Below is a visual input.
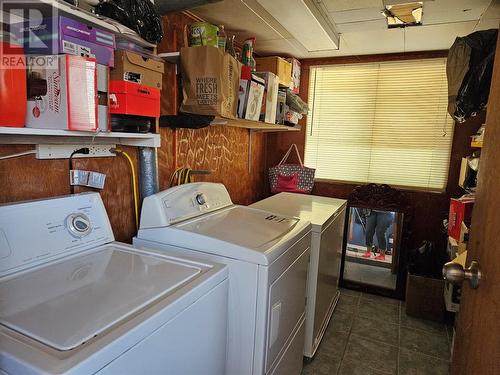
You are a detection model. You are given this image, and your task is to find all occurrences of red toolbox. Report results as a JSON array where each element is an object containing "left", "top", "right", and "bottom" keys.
[{"left": 109, "top": 81, "right": 160, "bottom": 117}]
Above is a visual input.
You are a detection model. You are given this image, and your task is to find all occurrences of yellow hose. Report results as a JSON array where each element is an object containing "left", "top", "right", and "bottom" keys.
[
  {"left": 170, "top": 167, "right": 193, "bottom": 187},
  {"left": 114, "top": 149, "right": 139, "bottom": 230}
]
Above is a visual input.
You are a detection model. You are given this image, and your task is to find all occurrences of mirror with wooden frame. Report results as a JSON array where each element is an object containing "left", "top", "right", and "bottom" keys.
[{"left": 339, "top": 184, "right": 411, "bottom": 299}]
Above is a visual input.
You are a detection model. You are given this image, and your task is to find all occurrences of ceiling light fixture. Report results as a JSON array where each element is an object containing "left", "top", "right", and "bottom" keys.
[{"left": 255, "top": 0, "right": 339, "bottom": 52}]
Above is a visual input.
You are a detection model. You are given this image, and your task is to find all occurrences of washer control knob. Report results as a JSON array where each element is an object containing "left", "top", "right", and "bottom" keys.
[
  {"left": 67, "top": 213, "right": 92, "bottom": 238},
  {"left": 195, "top": 193, "right": 206, "bottom": 205}
]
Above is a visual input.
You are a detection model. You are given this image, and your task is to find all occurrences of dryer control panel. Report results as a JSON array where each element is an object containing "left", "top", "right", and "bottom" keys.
[
  {"left": 140, "top": 182, "right": 234, "bottom": 229},
  {"left": 0, "top": 193, "right": 114, "bottom": 278}
]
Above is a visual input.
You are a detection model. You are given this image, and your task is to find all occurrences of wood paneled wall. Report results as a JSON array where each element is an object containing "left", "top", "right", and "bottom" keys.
[
  {"left": 0, "top": 12, "right": 268, "bottom": 243},
  {"left": 267, "top": 50, "right": 482, "bottom": 248}
]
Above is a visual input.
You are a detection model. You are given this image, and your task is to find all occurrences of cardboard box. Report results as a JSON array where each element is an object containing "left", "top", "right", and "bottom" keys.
[
  {"left": 287, "top": 58, "right": 301, "bottom": 94},
  {"left": 111, "top": 50, "right": 164, "bottom": 90},
  {"left": 255, "top": 56, "right": 292, "bottom": 87},
  {"left": 276, "top": 90, "right": 287, "bottom": 124},
  {"left": 444, "top": 281, "right": 461, "bottom": 312},
  {"left": 98, "top": 104, "right": 109, "bottom": 132},
  {"left": 444, "top": 251, "right": 467, "bottom": 312},
  {"left": 12, "top": 16, "right": 115, "bottom": 66},
  {"left": 109, "top": 81, "right": 160, "bottom": 118},
  {"left": 448, "top": 196, "right": 475, "bottom": 241},
  {"left": 447, "top": 236, "right": 467, "bottom": 259},
  {"left": 238, "top": 79, "right": 249, "bottom": 119},
  {"left": 254, "top": 72, "right": 279, "bottom": 124},
  {"left": 285, "top": 107, "right": 302, "bottom": 125},
  {"left": 405, "top": 273, "right": 445, "bottom": 322},
  {"left": 459, "top": 157, "right": 478, "bottom": 190},
  {"left": 243, "top": 75, "right": 265, "bottom": 121},
  {"left": 26, "top": 55, "right": 97, "bottom": 131},
  {"left": 97, "top": 64, "right": 109, "bottom": 92}
]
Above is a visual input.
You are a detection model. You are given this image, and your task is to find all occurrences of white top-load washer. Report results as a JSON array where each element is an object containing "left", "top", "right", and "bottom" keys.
[
  {"left": 0, "top": 193, "right": 228, "bottom": 375},
  {"left": 133, "top": 182, "right": 312, "bottom": 375},
  {"left": 251, "top": 193, "right": 347, "bottom": 358}
]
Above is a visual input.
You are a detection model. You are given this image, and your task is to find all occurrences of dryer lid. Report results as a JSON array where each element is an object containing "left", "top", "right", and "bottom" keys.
[
  {"left": 176, "top": 206, "right": 300, "bottom": 251},
  {"left": 0, "top": 245, "right": 201, "bottom": 351}
]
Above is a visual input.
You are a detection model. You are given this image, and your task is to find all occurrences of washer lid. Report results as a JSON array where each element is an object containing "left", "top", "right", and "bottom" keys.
[
  {"left": 0, "top": 245, "right": 201, "bottom": 351},
  {"left": 176, "top": 206, "right": 300, "bottom": 251}
]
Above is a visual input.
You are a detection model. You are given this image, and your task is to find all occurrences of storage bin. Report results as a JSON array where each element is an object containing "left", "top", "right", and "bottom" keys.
[
  {"left": 109, "top": 81, "right": 160, "bottom": 117},
  {"left": 11, "top": 16, "right": 115, "bottom": 66},
  {"left": 405, "top": 273, "right": 445, "bottom": 322}
]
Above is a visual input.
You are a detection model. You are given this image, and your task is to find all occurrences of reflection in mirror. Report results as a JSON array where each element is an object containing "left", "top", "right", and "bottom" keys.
[{"left": 344, "top": 207, "right": 404, "bottom": 290}]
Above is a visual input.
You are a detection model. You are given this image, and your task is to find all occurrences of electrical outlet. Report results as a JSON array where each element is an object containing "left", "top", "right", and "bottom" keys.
[{"left": 36, "top": 144, "right": 116, "bottom": 159}]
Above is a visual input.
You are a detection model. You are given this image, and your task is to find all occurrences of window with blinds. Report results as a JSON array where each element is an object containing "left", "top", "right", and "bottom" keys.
[{"left": 305, "top": 58, "right": 454, "bottom": 191}]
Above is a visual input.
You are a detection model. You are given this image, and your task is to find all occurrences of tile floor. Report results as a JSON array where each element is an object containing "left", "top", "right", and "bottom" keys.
[{"left": 302, "top": 289, "right": 452, "bottom": 375}]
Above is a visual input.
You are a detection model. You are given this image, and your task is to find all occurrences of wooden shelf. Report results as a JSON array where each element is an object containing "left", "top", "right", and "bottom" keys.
[
  {"left": 0, "top": 127, "right": 160, "bottom": 148},
  {"left": 210, "top": 117, "right": 300, "bottom": 132},
  {"left": 5, "top": 0, "right": 155, "bottom": 49}
]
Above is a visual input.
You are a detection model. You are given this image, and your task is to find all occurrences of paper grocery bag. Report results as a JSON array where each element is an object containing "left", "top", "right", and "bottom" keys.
[{"left": 180, "top": 46, "right": 241, "bottom": 119}]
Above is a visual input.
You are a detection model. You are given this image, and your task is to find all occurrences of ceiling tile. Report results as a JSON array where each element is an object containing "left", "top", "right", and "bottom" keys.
[
  {"left": 341, "top": 28, "right": 404, "bottom": 54},
  {"left": 330, "top": 7, "right": 384, "bottom": 24},
  {"left": 191, "top": 0, "right": 292, "bottom": 41},
  {"left": 255, "top": 38, "right": 307, "bottom": 57},
  {"left": 336, "top": 19, "right": 387, "bottom": 32},
  {"left": 323, "top": 0, "right": 383, "bottom": 13},
  {"left": 475, "top": 17, "right": 500, "bottom": 30},
  {"left": 404, "top": 20, "right": 478, "bottom": 51},
  {"left": 482, "top": 0, "right": 500, "bottom": 19},
  {"left": 422, "top": 0, "right": 491, "bottom": 25}
]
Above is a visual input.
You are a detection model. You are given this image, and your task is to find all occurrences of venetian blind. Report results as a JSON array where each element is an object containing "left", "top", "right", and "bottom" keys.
[{"left": 305, "top": 58, "right": 454, "bottom": 191}]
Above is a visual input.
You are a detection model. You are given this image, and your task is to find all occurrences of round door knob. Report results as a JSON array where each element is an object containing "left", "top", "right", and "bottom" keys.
[{"left": 442, "top": 260, "right": 481, "bottom": 289}]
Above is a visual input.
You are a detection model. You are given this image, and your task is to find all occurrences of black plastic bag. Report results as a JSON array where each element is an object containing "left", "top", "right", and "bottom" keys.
[
  {"left": 160, "top": 113, "right": 214, "bottom": 129},
  {"left": 96, "top": 0, "right": 163, "bottom": 44},
  {"left": 407, "top": 241, "right": 448, "bottom": 279},
  {"left": 447, "top": 29, "right": 498, "bottom": 123}
]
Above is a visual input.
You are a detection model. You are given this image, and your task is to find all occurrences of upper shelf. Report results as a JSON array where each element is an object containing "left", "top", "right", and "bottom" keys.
[
  {"left": 7, "top": 0, "right": 156, "bottom": 49},
  {"left": 158, "top": 52, "right": 181, "bottom": 64},
  {"left": 210, "top": 117, "right": 300, "bottom": 132},
  {"left": 0, "top": 127, "right": 160, "bottom": 148}
]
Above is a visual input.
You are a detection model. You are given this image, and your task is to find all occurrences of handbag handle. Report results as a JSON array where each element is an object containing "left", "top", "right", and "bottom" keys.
[{"left": 278, "top": 144, "right": 304, "bottom": 167}]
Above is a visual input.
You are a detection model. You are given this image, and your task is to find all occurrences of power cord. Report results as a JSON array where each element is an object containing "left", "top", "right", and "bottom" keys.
[
  {"left": 69, "top": 148, "right": 90, "bottom": 194},
  {"left": 0, "top": 150, "right": 36, "bottom": 160},
  {"left": 110, "top": 148, "right": 139, "bottom": 230}
]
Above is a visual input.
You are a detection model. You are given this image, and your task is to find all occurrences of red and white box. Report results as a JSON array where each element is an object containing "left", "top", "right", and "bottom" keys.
[
  {"left": 448, "top": 196, "right": 475, "bottom": 241},
  {"left": 25, "top": 55, "right": 97, "bottom": 131},
  {"left": 287, "top": 57, "right": 301, "bottom": 94},
  {"left": 109, "top": 81, "right": 160, "bottom": 118}
]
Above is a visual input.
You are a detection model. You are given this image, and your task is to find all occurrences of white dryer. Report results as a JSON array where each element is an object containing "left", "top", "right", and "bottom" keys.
[
  {"left": 0, "top": 193, "right": 228, "bottom": 375},
  {"left": 251, "top": 193, "right": 347, "bottom": 358},
  {"left": 134, "top": 183, "right": 312, "bottom": 375}
]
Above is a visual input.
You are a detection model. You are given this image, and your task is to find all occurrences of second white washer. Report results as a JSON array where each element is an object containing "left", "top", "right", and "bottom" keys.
[{"left": 134, "top": 183, "right": 312, "bottom": 375}]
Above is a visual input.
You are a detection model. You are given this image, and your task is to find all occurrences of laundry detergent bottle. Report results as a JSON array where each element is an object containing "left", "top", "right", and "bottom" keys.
[{"left": 0, "top": 32, "right": 27, "bottom": 127}]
